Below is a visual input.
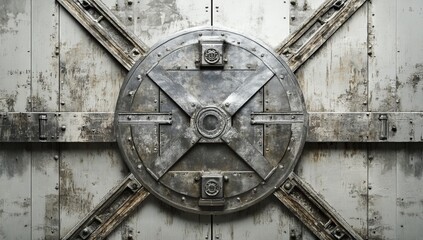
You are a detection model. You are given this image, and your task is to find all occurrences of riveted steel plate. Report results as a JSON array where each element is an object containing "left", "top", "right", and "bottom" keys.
[{"left": 115, "top": 27, "right": 308, "bottom": 214}]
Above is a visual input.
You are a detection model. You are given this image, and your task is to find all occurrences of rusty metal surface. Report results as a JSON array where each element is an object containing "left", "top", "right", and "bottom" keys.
[
  {"left": 274, "top": 172, "right": 363, "bottom": 240},
  {"left": 115, "top": 27, "right": 308, "bottom": 214},
  {"left": 276, "top": 0, "right": 367, "bottom": 71},
  {"left": 61, "top": 174, "right": 149, "bottom": 240},
  {"left": 57, "top": 0, "right": 148, "bottom": 70}
]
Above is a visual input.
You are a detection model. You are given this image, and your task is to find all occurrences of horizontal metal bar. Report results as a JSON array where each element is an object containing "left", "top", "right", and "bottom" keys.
[
  {"left": 62, "top": 174, "right": 150, "bottom": 240},
  {"left": 275, "top": 0, "right": 367, "bottom": 71},
  {"left": 0, "top": 112, "right": 115, "bottom": 142},
  {"left": 118, "top": 113, "right": 173, "bottom": 124},
  {"left": 57, "top": 0, "right": 148, "bottom": 70},
  {"left": 1, "top": 112, "right": 422, "bottom": 142},
  {"left": 274, "top": 172, "right": 364, "bottom": 240},
  {"left": 307, "top": 112, "right": 423, "bottom": 142},
  {"left": 251, "top": 112, "right": 305, "bottom": 124}
]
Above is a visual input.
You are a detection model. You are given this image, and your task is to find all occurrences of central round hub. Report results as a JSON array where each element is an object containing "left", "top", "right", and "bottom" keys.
[
  {"left": 196, "top": 107, "right": 227, "bottom": 139},
  {"left": 203, "top": 115, "right": 219, "bottom": 130}
]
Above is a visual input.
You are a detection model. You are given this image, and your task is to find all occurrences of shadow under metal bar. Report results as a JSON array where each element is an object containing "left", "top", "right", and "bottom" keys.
[{"left": 274, "top": 173, "right": 364, "bottom": 240}]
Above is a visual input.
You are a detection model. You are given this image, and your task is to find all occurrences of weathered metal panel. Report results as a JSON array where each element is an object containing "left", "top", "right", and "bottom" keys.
[
  {"left": 368, "top": 0, "right": 397, "bottom": 112},
  {"left": 59, "top": 143, "right": 128, "bottom": 238},
  {"left": 31, "top": 143, "right": 60, "bottom": 240},
  {"left": 213, "top": 197, "right": 311, "bottom": 240},
  {"left": 396, "top": 1, "right": 423, "bottom": 112},
  {"left": 133, "top": 0, "right": 211, "bottom": 47},
  {"left": 0, "top": 0, "right": 31, "bottom": 112},
  {"left": 295, "top": 0, "right": 368, "bottom": 112},
  {"left": 0, "top": 143, "right": 31, "bottom": 239},
  {"left": 213, "top": 0, "right": 290, "bottom": 49},
  {"left": 368, "top": 143, "right": 423, "bottom": 240},
  {"left": 0, "top": 0, "right": 32, "bottom": 239},
  {"left": 297, "top": 143, "right": 368, "bottom": 237},
  {"left": 30, "top": 2, "right": 61, "bottom": 239},
  {"left": 59, "top": 4, "right": 126, "bottom": 112}
]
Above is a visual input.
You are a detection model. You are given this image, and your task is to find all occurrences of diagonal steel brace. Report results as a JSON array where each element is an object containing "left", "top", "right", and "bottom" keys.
[
  {"left": 58, "top": 0, "right": 149, "bottom": 70},
  {"left": 61, "top": 174, "right": 150, "bottom": 240},
  {"left": 276, "top": 0, "right": 367, "bottom": 71}
]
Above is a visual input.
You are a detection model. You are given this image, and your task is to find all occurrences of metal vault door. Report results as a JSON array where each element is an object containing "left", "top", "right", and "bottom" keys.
[
  {"left": 1, "top": 0, "right": 423, "bottom": 239},
  {"left": 115, "top": 28, "right": 308, "bottom": 214}
]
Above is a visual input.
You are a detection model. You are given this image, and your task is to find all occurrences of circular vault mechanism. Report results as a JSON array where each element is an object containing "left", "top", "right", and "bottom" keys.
[{"left": 115, "top": 27, "right": 308, "bottom": 214}]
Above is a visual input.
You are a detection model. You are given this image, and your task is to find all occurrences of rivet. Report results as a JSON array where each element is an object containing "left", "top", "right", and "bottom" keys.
[
  {"left": 127, "top": 137, "right": 132, "bottom": 141},
  {"left": 137, "top": 164, "right": 142, "bottom": 169},
  {"left": 137, "top": 75, "right": 142, "bottom": 80},
  {"left": 284, "top": 182, "right": 292, "bottom": 190},
  {"left": 157, "top": 53, "right": 161, "bottom": 57},
  {"left": 224, "top": 176, "right": 229, "bottom": 182},
  {"left": 181, "top": 196, "right": 186, "bottom": 201},
  {"left": 127, "top": 116, "right": 132, "bottom": 120},
  {"left": 54, "top": 155, "right": 59, "bottom": 160},
  {"left": 82, "top": 228, "right": 89, "bottom": 235},
  {"left": 199, "top": 33, "right": 203, "bottom": 36},
  {"left": 279, "top": 164, "right": 284, "bottom": 169},
  {"left": 236, "top": 197, "right": 241, "bottom": 202},
  {"left": 128, "top": 15, "right": 133, "bottom": 21},
  {"left": 60, "top": 101, "right": 65, "bottom": 105},
  {"left": 280, "top": 75, "right": 285, "bottom": 79},
  {"left": 61, "top": 125, "right": 66, "bottom": 131},
  {"left": 261, "top": 54, "right": 265, "bottom": 57},
  {"left": 291, "top": 115, "right": 296, "bottom": 119},
  {"left": 128, "top": 91, "right": 134, "bottom": 96},
  {"left": 225, "top": 102, "right": 230, "bottom": 107},
  {"left": 191, "top": 103, "right": 196, "bottom": 107},
  {"left": 194, "top": 176, "right": 200, "bottom": 182}
]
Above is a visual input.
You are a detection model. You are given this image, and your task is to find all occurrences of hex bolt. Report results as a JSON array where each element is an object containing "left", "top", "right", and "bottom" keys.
[
  {"left": 61, "top": 125, "right": 66, "bottom": 131},
  {"left": 131, "top": 183, "right": 139, "bottom": 190}
]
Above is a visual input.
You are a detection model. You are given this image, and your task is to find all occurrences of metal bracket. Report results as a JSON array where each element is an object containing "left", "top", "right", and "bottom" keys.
[
  {"left": 274, "top": 173, "right": 363, "bottom": 240},
  {"left": 276, "top": 0, "right": 368, "bottom": 71},
  {"left": 57, "top": 0, "right": 149, "bottom": 70},
  {"left": 61, "top": 174, "right": 150, "bottom": 240},
  {"left": 199, "top": 37, "right": 225, "bottom": 67}
]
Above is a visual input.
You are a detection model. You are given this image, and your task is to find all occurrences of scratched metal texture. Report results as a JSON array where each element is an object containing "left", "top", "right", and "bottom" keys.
[{"left": 0, "top": 0, "right": 422, "bottom": 240}]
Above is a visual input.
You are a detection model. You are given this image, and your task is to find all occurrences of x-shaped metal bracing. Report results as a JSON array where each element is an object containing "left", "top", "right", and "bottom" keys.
[{"left": 55, "top": 0, "right": 367, "bottom": 239}]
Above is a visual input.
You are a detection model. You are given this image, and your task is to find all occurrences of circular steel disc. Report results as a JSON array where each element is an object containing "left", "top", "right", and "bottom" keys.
[{"left": 115, "top": 27, "right": 308, "bottom": 214}]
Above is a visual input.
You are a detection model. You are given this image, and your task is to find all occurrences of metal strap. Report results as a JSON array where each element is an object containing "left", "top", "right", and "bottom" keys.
[
  {"left": 275, "top": 0, "right": 368, "bottom": 71},
  {"left": 1, "top": 112, "right": 422, "bottom": 142},
  {"left": 57, "top": 0, "right": 149, "bottom": 70},
  {"left": 274, "top": 173, "right": 363, "bottom": 240}
]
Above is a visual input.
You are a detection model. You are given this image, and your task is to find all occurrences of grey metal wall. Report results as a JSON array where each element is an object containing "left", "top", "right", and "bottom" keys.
[{"left": 0, "top": 0, "right": 422, "bottom": 239}]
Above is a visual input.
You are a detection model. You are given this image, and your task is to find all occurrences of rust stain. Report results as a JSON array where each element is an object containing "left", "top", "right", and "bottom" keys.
[
  {"left": 60, "top": 162, "right": 95, "bottom": 215},
  {"left": 0, "top": 0, "right": 27, "bottom": 34},
  {"left": 0, "top": 144, "right": 29, "bottom": 178}
]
